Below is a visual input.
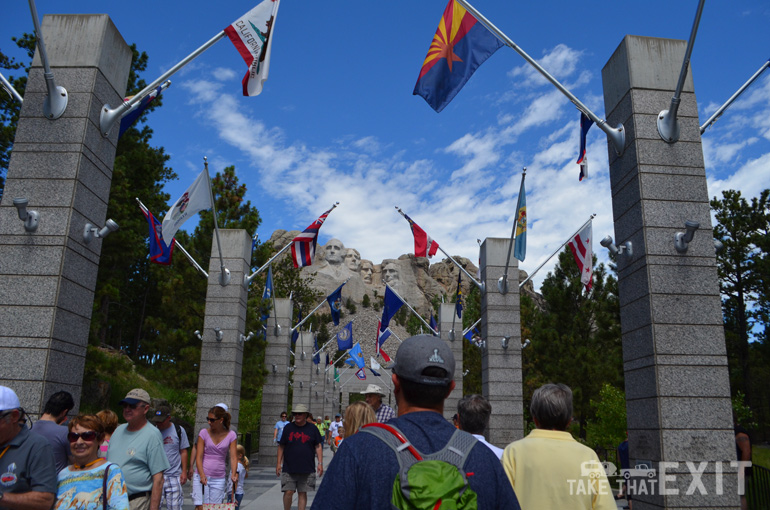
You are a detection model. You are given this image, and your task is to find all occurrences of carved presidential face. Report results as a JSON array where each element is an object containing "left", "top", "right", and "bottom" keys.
[
  {"left": 345, "top": 249, "right": 361, "bottom": 272},
  {"left": 382, "top": 263, "right": 400, "bottom": 285},
  {"left": 360, "top": 261, "right": 374, "bottom": 284},
  {"left": 325, "top": 239, "right": 345, "bottom": 264}
]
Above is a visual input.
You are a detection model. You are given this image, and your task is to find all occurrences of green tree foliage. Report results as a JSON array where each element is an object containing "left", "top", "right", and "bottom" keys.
[
  {"left": 585, "top": 384, "right": 627, "bottom": 453},
  {"left": 711, "top": 190, "right": 769, "bottom": 409},
  {"left": 462, "top": 285, "right": 482, "bottom": 396},
  {"left": 1, "top": 34, "right": 36, "bottom": 196},
  {"left": 522, "top": 250, "right": 622, "bottom": 439}
]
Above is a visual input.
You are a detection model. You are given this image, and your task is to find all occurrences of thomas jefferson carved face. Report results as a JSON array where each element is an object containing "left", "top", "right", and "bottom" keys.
[
  {"left": 360, "top": 260, "right": 374, "bottom": 284},
  {"left": 345, "top": 249, "right": 361, "bottom": 272},
  {"left": 325, "top": 239, "right": 345, "bottom": 264}
]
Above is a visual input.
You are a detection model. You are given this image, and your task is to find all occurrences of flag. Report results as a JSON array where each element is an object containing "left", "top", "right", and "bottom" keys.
[
  {"left": 326, "top": 353, "right": 330, "bottom": 366},
  {"left": 142, "top": 207, "right": 175, "bottom": 265},
  {"left": 334, "top": 365, "right": 339, "bottom": 382},
  {"left": 376, "top": 322, "right": 393, "bottom": 362},
  {"left": 349, "top": 343, "right": 365, "bottom": 369},
  {"left": 463, "top": 327, "right": 480, "bottom": 342},
  {"left": 224, "top": 0, "right": 281, "bottom": 96},
  {"left": 290, "top": 206, "right": 334, "bottom": 268},
  {"left": 291, "top": 306, "right": 302, "bottom": 348},
  {"left": 119, "top": 84, "right": 166, "bottom": 139},
  {"left": 313, "top": 335, "right": 320, "bottom": 365},
  {"left": 380, "top": 286, "right": 405, "bottom": 332},
  {"left": 429, "top": 313, "right": 438, "bottom": 336},
  {"left": 356, "top": 368, "right": 366, "bottom": 380},
  {"left": 514, "top": 176, "right": 526, "bottom": 261},
  {"left": 336, "top": 321, "right": 353, "bottom": 351},
  {"left": 577, "top": 113, "right": 594, "bottom": 181},
  {"left": 403, "top": 213, "right": 439, "bottom": 258},
  {"left": 345, "top": 357, "right": 355, "bottom": 367},
  {"left": 568, "top": 222, "right": 594, "bottom": 293},
  {"left": 371, "top": 357, "right": 381, "bottom": 371},
  {"left": 369, "top": 365, "right": 381, "bottom": 378},
  {"left": 455, "top": 271, "right": 463, "bottom": 319},
  {"left": 414, "top": 0, "right": 504, "bottom": 113},
  {"left": 326, "top": 283, "right": 345, "bottom": 326},
  {"left": 161, "top": 169, "right": 212, "bottom": 242}
]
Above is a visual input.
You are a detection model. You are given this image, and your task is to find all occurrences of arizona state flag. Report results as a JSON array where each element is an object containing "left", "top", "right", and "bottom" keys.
[{"left": 414, "top": 0, "right": 504, "bottom": 113}]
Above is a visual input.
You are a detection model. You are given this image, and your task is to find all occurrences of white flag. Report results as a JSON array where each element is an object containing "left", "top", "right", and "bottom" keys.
[
  {"left": 370, "top": 357, "right": 381, "bottom": 371},
  {"left": 568, "top": 222, "right": 593, "bottom": 293},
  {"left": 224, "top": 0, "right": 281, "bottom": 96},
  {"left": 161, "top": 169, "right": 212, "bottom": 242}
]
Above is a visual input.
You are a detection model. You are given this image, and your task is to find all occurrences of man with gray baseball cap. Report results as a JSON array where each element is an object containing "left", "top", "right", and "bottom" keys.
[{"left": 313, "top": 335, "right": 520, "bottom": 509}]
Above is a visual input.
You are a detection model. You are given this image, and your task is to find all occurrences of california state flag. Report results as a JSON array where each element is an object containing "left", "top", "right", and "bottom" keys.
[{"left": 224, "top": 0, "right": 281, "bottom": 96}]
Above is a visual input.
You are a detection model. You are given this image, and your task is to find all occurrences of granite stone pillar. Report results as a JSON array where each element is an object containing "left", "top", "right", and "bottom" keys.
[
  {"left": 439, "top": 302, "right": 463, "bottom": 420},
  {"left": 602, "top": 35, "right": 738, "bottom": 509},
  {"left": 0, "top": 15, "right": 131, "bottom": 415},
  {"left": 292, "top": 332, "right": 313, "bottom": 412},
  {"left": 480, "top": 238, "right": 523, "bottom": 447},
  {"left": 194, "top": 230, "right": 251, "bottom": 436},
  {"left": 257, "top": 298, "right": 292, "bottom": 465}
]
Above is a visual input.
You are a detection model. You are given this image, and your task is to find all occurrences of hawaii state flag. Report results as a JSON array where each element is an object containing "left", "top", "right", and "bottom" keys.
[
  {"left": 577, "top": 113, "right": 594, "bottom": 181},
  {"left": 291, "top": 206, "right": 334, "bottom": 268},
  {"left": 403, "top": 213, "right": 439, "bottom": 258},
  {"left": 142, "top": 207, "right": 175, "bottom": 265},
  {"left": 414, "top": 0, "right": 504, "bottom": 113},
  {"left": 225, "top": 0, "right": 281, "bottom": 96},
  {"left": 568, "top": 222, "right": 594, "bottom": 293}
]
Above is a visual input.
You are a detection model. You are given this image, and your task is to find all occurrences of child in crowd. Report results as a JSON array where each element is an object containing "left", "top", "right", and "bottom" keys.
[
  {"left": 235, "top": 444, "right": 249, "bottom": 508},
  {"left": 333, "top": 427, "right": 345, "bottom": 449}
]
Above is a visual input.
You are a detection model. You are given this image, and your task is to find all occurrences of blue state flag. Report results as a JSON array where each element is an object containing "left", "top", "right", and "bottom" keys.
[
  {"left": 455, "top": 271, "right": 463, "bottom": 319},
  {"left": 414, "top": 0, "right": 504, "bottom": 113},
  {"left": 326, "top": 283, "right": 345, "bottom": 326},
  {"left": 313, "top": 335, "right": 321, "bottom": 365},
  {"left": 349, "top": 343, "right": 365, "bottom": 369},
  {"left": 514, "top": 178, "right": 526, "bottom": 262},
  {"left": 119, "top": 84, "right": 166, "bottom": 139},
  {"left": 336, "top": 321, "right": 353, "bottom": 351},
  {"left": 429, "top": 313, "right": 438, "bottom": 336},
  {"left": 261, "top": 266, "right": 274, "bottom": 326},
  {"left": 380, "top": 286, "right": 405, "bottom": 332},
  {"left": 142, "top": 207, "right": 174, "bottom": 265},
  {"left": 291, "top": 307, "right": 302, "bottom": 348}
]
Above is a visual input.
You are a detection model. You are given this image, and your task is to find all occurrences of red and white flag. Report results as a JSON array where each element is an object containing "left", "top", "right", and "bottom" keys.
[
  {"left": 291, "top": 206, "right": 334, "bottom": 268},
  {"left": 568, "top": 222, "right": 593, "bottom": 293},
  {"left": 375, "top": 321, "right": 392, "bottom": 362},
  {"left": 404, "top": 213, "right": 439, "bottom": 258},
  {"left": 224, "top": 0, "right": 280, "bottom": 97}
]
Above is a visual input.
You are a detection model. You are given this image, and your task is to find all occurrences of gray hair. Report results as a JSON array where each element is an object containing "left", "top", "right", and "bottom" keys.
[
  {"left": 530, "top": 383, "right": 573, "bottom": 431},
  {"left": 457, "top": 394, "right": 491, "bottom": 435}
]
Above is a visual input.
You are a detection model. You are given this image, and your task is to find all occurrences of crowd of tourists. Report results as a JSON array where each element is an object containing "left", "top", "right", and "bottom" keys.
[
  {"left": 0, "top": 387, "right": 248, "bottom": 510},
  {"left": 2, "top": 333, "right": 753, "bottom": 510}
]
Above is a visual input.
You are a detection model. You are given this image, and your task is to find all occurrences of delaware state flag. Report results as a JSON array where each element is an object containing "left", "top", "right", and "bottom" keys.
[{"left": 414, "top": 0, "right": 504, "bottom": 113}]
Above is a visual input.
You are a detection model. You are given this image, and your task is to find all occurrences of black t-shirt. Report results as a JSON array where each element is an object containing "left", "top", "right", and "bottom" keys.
[{"left": 279, "top": 421, "right": 322, "bottom": 474}]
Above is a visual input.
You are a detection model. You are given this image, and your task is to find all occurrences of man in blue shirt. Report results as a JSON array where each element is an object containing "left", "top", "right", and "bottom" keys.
[{"left": 312, "top": 335, "right": 520, "bottom": 510}]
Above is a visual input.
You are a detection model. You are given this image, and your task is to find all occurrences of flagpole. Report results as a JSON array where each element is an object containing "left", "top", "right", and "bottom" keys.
[
  {"left": 100, "top": 30, "right": 227, "bottom": 136},
  {"left": 291, "top": 278, "right": 351, "bottom": 332},
  {"left": 463, "top": 318, "right": 482, "bottom": 336},
  {"left": 0, "top": 72, "right": 23, "bottom": 104},
  {"left": 395, "top": 207, "right": 484, "bottom": 291},
  {"left": 456, "top": 0, "right": 624, "bottom": 156},
  {"left": 519, "top": 214, "right": 595, "bottom": 289},
  {"left": 203, "top": 157, "right": 230, "bottom": 286},
  {"left": 28, "top": 0, "right": 67, "bottom": 119},
  {"left": 136, "top": 198, "right": 208, "bottom": 278},
  {"left": 500, "top": 169, "right": 526, "bottom": 294},
  {"left": 269, "top": 264, "right": 280, "bottom": 334},
  {"left": 121, "top": 79, "right": 171, "bottom": 117},
  {"left": 385, "top": 284, "right": 438, "bottom": 335},
  {"left": 700, "top": 59, "right": 770, "bottom": 134}
]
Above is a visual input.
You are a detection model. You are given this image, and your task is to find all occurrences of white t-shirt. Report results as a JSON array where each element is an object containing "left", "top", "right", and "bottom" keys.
[
  {"left": 329, "top": 420, "right": 343, "bottom": 438},
  {"left": 235, "top": 462, "right": 246, "bottom": 495}
]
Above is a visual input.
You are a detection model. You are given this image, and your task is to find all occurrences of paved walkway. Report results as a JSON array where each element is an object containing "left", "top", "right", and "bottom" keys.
[{"left": 182, "top": 443, "right": 629, "bottom": 509}]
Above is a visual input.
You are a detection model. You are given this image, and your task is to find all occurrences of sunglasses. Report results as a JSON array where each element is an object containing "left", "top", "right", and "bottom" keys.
[
  {"left": 206, "top": 417, "right": 221, "bottom": 423},
  {"left": 68, "top": 431, "right": 98, "bottom": 442},
  {"left": 122, "top": 403, "right": 145, "bottom": 410}
]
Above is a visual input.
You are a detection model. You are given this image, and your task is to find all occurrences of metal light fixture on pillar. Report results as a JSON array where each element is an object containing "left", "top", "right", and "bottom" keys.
[
  {"left": 674, "top": 221, "right": 700, "bottom": 253},
  {"left": 12, "top": 198, "right": 39, "bottom": 233},
  {"left": 599, "top": 235, "right": 632, "bottom": 257},
  {"left": 83, "top": 219, "right": 119, "bottom": 243}
]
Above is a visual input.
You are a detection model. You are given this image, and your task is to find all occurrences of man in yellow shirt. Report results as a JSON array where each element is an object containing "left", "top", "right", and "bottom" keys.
[{"left": 502, "top": 383, "right": 616, "bottom": 510}]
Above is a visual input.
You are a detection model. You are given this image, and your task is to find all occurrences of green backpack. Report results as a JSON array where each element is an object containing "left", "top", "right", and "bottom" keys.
[{"left": 361, "top": 423, "right": 479, "bottom": 510}]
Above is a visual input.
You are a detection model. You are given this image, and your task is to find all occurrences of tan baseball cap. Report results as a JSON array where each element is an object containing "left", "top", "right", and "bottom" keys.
[{"left": 119, "top": 388, "right": 150, "bottom": 405}]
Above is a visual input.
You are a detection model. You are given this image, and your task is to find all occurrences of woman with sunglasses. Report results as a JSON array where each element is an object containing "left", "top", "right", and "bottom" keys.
[
  {"left": 273, "top": 411, "right": 289, "bottom": 444},
  {"left": 195, "top": 406, "right": 237, "bottom": 504},
  {"left": 54, "top": 414, "right": 129, "bottom": 510}
]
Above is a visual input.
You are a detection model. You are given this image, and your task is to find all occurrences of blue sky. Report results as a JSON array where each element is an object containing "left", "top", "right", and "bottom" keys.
[{"left": 3, "top": 0, "right": 769, "bottom": 291}]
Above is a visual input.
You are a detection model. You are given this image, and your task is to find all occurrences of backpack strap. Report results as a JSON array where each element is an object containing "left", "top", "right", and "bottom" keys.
[
  {"left": 102, "top": 463, "right": 113, "bottom": 510},
  {"left": 361, "top": 423, "right": 425, "bottom": 472},
  {"left": 422, "top": 429, "right": 478, "bottom": 470}
]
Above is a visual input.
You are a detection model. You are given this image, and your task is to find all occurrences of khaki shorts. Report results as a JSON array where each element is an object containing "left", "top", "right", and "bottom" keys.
[{"left": 280, "top": 472, "right": 316, "bottom": 493}]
